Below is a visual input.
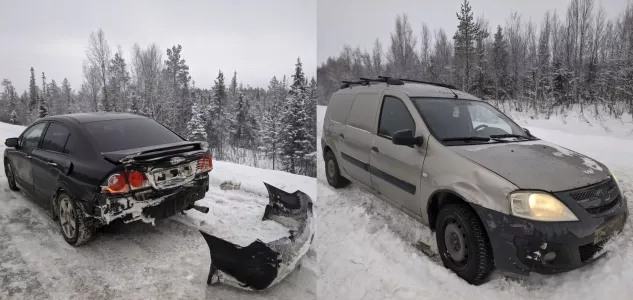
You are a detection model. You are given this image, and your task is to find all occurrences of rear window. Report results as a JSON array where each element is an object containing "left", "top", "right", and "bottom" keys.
[{"left": 83, "top": 118, "right": 184, "bottom": 152}]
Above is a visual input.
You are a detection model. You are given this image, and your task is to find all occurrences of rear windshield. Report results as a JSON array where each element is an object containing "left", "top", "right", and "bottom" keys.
[{"left": 83, "top": 118, "right": 184, "bottom": 152}]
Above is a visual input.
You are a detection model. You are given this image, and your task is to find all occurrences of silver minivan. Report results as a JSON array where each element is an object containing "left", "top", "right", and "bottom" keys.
[{"left": 321, "top": 77, "right": 628, "bottom": 285}]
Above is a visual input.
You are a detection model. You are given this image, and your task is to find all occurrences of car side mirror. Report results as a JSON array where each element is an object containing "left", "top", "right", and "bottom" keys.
[
  {"left": 392, "top": 129, "right": 423, "bottom": 147},
  {"left": 4, "top": 137, "right": 18, "bottom": 148}
]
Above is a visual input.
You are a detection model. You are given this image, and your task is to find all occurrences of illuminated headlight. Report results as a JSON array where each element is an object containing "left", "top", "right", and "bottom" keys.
[{"left": 510, "top": 191, "right": 579, "bottom": 222}]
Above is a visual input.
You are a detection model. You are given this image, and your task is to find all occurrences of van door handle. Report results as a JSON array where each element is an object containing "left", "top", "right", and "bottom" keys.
[
  {"left": 47, "top": 162, "right": 57, "bottom": 167},
  {"left": 26, "top": 155, "right": 32, "bottom": 159},
  {"left": 339, "top": 133, "right": 344, "bottom": 139},
  {"left": 371, "top": 146, "right": 379, "bottom": 153}
]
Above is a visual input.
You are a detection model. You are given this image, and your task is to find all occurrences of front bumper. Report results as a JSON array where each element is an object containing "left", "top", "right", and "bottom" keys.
[
  {"left": 473, "top": 189, "right": 628, "bottom": 275},
  {"left": 94, "top": 174, "right": 209, "bottom": 226},
  {"left": 199, "top": 183, "right": 315, "bottom": 291}
]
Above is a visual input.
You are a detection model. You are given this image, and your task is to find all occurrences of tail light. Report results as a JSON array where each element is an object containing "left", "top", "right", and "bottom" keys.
[
  {"left": 197, "top": 151, "right": 213, "bottom": 173},
  {"left": 127, "top": 170, "right": 149, "bottom": 190},
  {"left": 101, "top": 170, "right": 149, "bottom": 194}
]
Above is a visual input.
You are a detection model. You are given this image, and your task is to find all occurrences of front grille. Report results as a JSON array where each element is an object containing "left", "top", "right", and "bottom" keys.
[
  {"left": 578, "top": 240, "right": 607, "bottom": 263},
  {"left": 569, "top": 179, "right": 617, "bottom": 201},
  {"left": 564, "top": 178, "right": 621, "bottom": 216},
  {"left": 586, "top": 196, "right": 621, "bottom": 215}
]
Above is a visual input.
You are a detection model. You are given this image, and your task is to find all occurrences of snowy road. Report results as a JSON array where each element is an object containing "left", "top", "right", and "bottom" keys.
[
  {"left": 0, "top": 122, "right": 317, "bottom": 300},
  {"left": 316, "top": 105, "right": 633, "bottom": 300}
]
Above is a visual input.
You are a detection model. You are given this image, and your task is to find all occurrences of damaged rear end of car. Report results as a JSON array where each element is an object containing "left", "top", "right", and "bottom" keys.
[{"left": 94, "top": 141, "right": 213, "bottom": 226}]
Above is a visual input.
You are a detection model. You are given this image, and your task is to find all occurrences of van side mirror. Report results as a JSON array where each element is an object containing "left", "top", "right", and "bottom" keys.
[
  {"left": 523, "top": 128, "right": 532, "bottom": 137},
  {"left": 392, "top": 129, "right": 422, "bottom": 147},
  {"left": 4, "top": 137, "right": 18, "bottom": 147}
]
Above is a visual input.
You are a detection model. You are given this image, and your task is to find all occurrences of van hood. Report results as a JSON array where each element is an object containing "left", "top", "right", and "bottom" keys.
[{"left": 451, "top": 140, "right": 611, "bottom": 192}]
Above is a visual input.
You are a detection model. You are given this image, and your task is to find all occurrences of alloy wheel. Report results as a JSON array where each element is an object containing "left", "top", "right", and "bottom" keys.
[{"left": 59, "top": 197, "right": 77, "bottom": 238}]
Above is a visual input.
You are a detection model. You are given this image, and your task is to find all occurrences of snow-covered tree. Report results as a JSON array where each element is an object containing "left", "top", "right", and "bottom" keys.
[
  {"left": 10, "top": 110, "right": 18, "bottom": 123},
  {"left": 280, "top": 58, "right": 312, "bottom": 174},
  {"left": 186, "top": 103, "right": 207, "bottom": 143}
]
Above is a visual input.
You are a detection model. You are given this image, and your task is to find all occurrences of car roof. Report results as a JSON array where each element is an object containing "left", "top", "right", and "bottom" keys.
[
  {"left": 334, "top": 82, "right": 481, "bottom": 101},
  {"left": 41, "top": 112, "right": 147, "bottom": 124}
]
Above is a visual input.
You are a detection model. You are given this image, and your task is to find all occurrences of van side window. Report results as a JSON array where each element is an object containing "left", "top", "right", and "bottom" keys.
[
  {"left": 378, "top": 96, "right": 415, "bottom": 138},
  {"left": 347, "top": 93, "right": 380, "bottom": 132}
]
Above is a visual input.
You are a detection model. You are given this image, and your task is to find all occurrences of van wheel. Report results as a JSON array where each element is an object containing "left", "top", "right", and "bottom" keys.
[
  {"left": 58, "top": 193, "right": 95, "bottom": 246},
  {"left": 436, "top": 203, "right": 494, "bottom": 285},
  {"left": 324, "top": 151, "right": 350, "bottom": 188}
]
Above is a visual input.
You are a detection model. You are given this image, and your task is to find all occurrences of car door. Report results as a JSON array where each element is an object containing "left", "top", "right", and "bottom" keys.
[
  {"left": 369, "top": 91, "right": 427, "bottom": 215},
  {"left": 31, "top": 122, "right": 71, "bottom": 208},
  {"left": 10, "top": 122, "right": 48, "bottom": 194},
  {"left": 338, "top": 93, "right": 381, "bottom": 188}
]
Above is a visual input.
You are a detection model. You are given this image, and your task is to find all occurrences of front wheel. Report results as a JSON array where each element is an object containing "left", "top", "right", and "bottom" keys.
[
  {"left": 324, "top": 151, "right": 350, "bottom": 188},
  {"left": 436, "top": 203, "right": 494, "bottom": 285},
  {"left": 58, "top": 193, "right": 95, "bottom": 246}
]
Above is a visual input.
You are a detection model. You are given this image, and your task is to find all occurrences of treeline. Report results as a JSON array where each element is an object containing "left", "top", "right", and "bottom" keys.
[
  {"left": 317, "top": 0, "right": 633, "bottom": 119},
  {"left": 0, "top": 29, "right": 316, "bottom": 177}
]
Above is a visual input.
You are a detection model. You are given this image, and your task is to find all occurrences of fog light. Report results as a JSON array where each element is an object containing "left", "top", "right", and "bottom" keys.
[{"left": 544, "top": 252, "right": 557, "bottom": 262}]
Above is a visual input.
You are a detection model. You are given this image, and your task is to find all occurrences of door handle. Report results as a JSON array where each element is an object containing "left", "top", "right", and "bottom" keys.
[
  {"left": 371, "top": 146, "right": 379, "bottom": 153},
  {"left": 339, "top": 133, "right": 344, "bottom": 139},
  {"left": 47, "top": 162, "right": 57, "bottom": 167},
  {"left": 26, "top": 155, "right": 32, "bottom": 159}
]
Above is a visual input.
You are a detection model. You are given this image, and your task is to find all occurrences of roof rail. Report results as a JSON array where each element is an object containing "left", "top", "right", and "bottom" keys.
[{"left": 378, "top": 76, "right": 457, "bottom": 90}]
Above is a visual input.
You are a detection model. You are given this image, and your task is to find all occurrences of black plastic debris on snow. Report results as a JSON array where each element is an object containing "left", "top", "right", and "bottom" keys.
[{"left": 199, "top": 182, "right": 315, "bottom": 291}]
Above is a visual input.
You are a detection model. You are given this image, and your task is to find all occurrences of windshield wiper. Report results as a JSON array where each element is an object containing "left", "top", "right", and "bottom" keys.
[
  {"left": 441, "top": 136, "right": 491, "bottom": 142},
  {"left": 489, "top": 134, "right": 534, "bottom": 140}
]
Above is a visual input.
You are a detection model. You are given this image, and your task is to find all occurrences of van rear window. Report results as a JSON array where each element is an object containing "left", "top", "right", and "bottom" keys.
[{"left": 83, "top": 118, "right": 184, "bottom": 152}]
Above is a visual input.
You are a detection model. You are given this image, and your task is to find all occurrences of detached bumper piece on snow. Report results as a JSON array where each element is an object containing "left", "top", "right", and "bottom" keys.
[{"left": 199, "top": 183, "right": 315, "bottom": 291}]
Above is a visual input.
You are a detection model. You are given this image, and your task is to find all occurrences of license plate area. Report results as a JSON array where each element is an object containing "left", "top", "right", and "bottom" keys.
[
  {"left": 594, "top": 214, "right": 625, "bottom": 243},
  {"left": 151, "top": 162, "right": 196, "bottom": 189}
]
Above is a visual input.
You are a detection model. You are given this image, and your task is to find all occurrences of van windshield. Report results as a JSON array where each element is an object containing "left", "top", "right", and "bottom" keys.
[{"left": 411, "top": 98, "right": 530, "bottom": 144}]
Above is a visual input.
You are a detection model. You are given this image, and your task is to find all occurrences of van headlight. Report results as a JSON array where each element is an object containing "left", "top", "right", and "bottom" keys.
[{"left": 510, "top": 191, "right": 579, "bottom": 222}]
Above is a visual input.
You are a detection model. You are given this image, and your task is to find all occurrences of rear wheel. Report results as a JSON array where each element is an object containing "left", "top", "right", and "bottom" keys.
[
  {"left": 324, "top": 151, "right": 349, "bottom": 188},
  {"left": 58, "top": 193, "right": 95, "bottom": 246},
  {"left": 4, "top": 160, "right": 18, "bottom": 191},
  {"left": 436, "top": 203, "right": 494, "bottom": 285}
]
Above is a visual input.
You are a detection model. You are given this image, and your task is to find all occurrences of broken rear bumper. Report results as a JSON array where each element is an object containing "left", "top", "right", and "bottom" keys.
[
  {"left": 473, "top": 196, "right": 628, "bottom": 275},
  {"left": 199, "top": 183, "right": 315, "bottom": 291},
  {"left": 93, "top": 174, "right": 209, "bottom": 226}
]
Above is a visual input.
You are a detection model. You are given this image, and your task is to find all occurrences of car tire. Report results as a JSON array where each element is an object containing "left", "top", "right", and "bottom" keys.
[
  {"left": 436, "top": 203, "right": 494, "bottom": 285},
  {"left": 324, "top": 150, "right": 350, "bottom": 188},
  {"left": 58, "top": 193, "right": 95, "bottom": 246},
  {"left": 4, "top": 159, "right": 19, "bottom": 191}
]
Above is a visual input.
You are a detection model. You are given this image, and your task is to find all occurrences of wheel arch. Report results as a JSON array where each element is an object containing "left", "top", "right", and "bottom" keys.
[{"left": 427, "top": 189, "right": 481, "bottom": 231}]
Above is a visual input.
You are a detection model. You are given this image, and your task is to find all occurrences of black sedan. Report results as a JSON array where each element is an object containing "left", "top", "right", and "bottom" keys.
[{"left": 3, "top": 113, "right": 213, "bottom": 246}]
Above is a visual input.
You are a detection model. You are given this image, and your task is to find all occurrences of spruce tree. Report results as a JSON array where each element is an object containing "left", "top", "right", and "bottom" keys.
[
  {"left": 492, "top": 26, "right": 509, "bottom": 99},
  {"left": 209, "top": 70, "right": 227, "bottom": 160},
  {"left": 453, "top": 0, "right": 480, "bottom": 91},
  {"left": 186, "top": 103, "right": 208, "bottom": 143},
  {"left": 28, "top": 67, "right": 38, "bottom": 113},
  {"left": 280, "top": 58, "right": 310, "bottom": 174}
]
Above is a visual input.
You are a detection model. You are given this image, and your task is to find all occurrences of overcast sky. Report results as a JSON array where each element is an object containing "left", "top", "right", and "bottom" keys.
[
  {"left": 318, "top": 0, "right": 628, "bottom": 65},
  {"left": 0, "top": 0, "right": 316, "bottom": 93}
]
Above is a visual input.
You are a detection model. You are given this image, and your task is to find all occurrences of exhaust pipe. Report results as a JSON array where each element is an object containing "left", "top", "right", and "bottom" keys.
[{"left": 190, "top": 204, "right": 209, "bottom": 214}]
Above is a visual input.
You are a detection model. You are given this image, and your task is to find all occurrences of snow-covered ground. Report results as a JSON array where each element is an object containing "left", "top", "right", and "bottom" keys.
[
  {"left": 316, "top": 105, "right": 633, "bottom": 300},
  {"left": 0, "top": 122, "right": 316, "bottom": 300}
]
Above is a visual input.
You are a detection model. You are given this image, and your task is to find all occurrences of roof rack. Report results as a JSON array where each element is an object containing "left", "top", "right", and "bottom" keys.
[
  {"left": 378, "top": 76, "right": 457, "bottom": 90},
  {"left": 340, "top": 77, "right": 404, "bottom": 89}
]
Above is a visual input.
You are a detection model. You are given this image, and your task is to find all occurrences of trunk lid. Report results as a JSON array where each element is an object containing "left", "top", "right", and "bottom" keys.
[{"left": 101, "top": 141, "right": 206, "bottom": 165}]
